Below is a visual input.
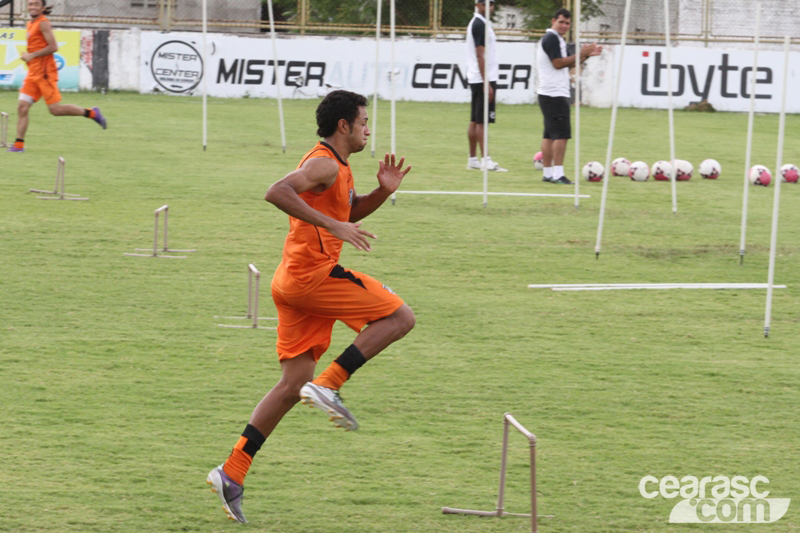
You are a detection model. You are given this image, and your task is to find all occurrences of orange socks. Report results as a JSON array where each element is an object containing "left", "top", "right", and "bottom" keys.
[
  {"left": 312, "top": 361, "right": 350, "bottom": 390},
  {"left": 223, "top": 424, "right": 266, "bottom": 486},
  {"left": 312, "top": 344, "right": 367, "bottom": 391},
  {"left": 13, "top": 140, "right": 24, "bottom": 149},
  {"left": 85, "top": 109, "right": 96, "bottom": 119}
]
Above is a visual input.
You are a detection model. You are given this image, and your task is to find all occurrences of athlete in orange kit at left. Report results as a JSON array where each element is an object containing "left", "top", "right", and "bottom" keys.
[
  {"left": 7, "top": 0, "right": 106, "bottom": 153},
  {"left": 207, "top": 90, "right": 415, "bottom": 524}
]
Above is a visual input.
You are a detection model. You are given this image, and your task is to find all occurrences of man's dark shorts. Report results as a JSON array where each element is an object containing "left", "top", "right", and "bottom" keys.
[
  {"left": 470, "top": 81, "right": 497, "bottom": 124},
  {"left": 538, "top": 94, "right": 571, "bottom": 140}
]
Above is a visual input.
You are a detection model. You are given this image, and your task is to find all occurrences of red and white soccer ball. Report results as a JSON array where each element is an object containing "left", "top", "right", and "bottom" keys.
[
  {"left": 611, "top": 157, "right": 631, "bottom": 177},
  {"left": 629, "top": 161, "right": 650, "bottom": 182},
  {"left": 675, "top": 159, "right": 693, "bottom": 181},
  {"left": 749, "top": 165, "right": 772, "bottom": 186},
  {"left": 780, "top": 163, "right": 799, "bottom": 183},
  {"left": 582, "top": 161, "right": 605, "bottom": 182},
  {"left": 533, "top": 151, "right": 544, "bottom": 170},
  {"left": 699, "top": 159, "right": 721, "bottom": 179},
  {"left": 652, "top": 160, "right": 673, "bottom": 181}
]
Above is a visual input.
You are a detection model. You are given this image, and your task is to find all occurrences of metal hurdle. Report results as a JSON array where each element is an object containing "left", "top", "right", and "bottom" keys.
[
  {"left": 124, "top": 205, "right": 195, "bottom": 258},
  {"left": 29, "top": 157, "right": 88, "bottom": 201},
  {"left": 443, "top": 413, "right": 541, "bottom": 533},
  {"left": 0, "top": 112, "right": 8, "bottom": 147},
  {"left": 216, "top": 264, "right": 277, "bottom": 330}
]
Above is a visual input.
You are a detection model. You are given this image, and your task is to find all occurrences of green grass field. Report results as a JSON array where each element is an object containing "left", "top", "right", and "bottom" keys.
[{"left": 1, "top": 90, "right": 798, "bottom": 533}]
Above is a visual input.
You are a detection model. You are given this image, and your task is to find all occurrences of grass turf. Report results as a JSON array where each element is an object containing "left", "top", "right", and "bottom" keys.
[{"left": 1, "top": 90, "right": 799, "bottom": 532}]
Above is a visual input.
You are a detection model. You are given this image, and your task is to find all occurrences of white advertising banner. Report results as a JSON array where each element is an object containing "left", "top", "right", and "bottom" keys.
[
  {"left": 140, "top": 31, "right": 538, "bottom": 104},
  {"left": 616, "top": 45, "right": 800, "bottom": 113}
]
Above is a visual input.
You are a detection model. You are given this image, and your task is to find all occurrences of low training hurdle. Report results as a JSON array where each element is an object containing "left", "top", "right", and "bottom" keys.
[
  {"left": 29, "top": 157, "right": 88, "bottom": 201},
  {"left": 124, "top": 205, "right": 195, "bottom": 258},
  {"left": 443, "top": 413, "right": 542, "bottom": 533},
  {"left": 528, "top": 283, "right": 788, "bottom": 291},
  {"left": 0, "top": 112, "right": 8, "bottom": 147},
  {"left": 216, "top": 264, "right": 277, "bottom": 330},
  {"left": 395, "top": 190, "right": 590, "bottom": 199}
]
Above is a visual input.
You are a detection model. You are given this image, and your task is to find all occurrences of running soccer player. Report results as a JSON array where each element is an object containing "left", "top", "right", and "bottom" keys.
[
  {"left": 207, "top": 90, "right": 415, "bottom": 524},
  {"left": 7, "top": 0, "right": 106, "bottom": 153}
]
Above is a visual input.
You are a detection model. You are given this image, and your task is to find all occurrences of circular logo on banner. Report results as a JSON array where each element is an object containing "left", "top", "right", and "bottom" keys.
[{"left": 151, "top": 40, "right": 203, "bottom": 94}]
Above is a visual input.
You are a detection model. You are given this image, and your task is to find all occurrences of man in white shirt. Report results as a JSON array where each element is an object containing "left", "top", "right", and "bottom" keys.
[
  {"left": 465, "top": 0, "right": 506, "bottom": 172},
  {"left": 537, "top": 8, "right": 602, "bottom": 184}
]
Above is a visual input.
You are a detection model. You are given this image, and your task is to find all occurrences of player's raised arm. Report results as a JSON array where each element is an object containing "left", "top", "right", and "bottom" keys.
[
  {"left": 265, "top": 157, "right": 377, "bottom": 251},
  {"left": 349, "top": 153, "right": 411, "bottom": 223}
]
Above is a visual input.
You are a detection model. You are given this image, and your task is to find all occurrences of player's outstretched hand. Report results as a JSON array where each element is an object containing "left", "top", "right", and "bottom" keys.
[
  {"left": 377, "top": 153, "right": 411, "bottom": 194},
  {"left": 330, "top": 220, "right": 376, "bottom": 251}
]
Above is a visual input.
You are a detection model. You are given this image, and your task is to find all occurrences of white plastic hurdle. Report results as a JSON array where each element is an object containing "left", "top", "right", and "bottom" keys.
[
  {"left": 0, "top": 112, "right": 8, "bottom": 147},
  {"left": 443, "top": 413, "right": 543, "bottom": 533},
  {"left": 29, "top": 157, "right": 88, "bottom": 201},
  {"left": 124, "top": 205, "right": 195, "bottom": 258},
  {"left": 216, "top": 264, "right": 277, "bottom": 330}
]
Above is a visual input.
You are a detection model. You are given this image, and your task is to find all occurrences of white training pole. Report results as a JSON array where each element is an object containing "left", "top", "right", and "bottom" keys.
[
  {"left": 739, "top": 2, "right": 761, "bottom": 265},
  {"left": 267, "top": 0, "right": 287, "bottom": 153},
  {"left": 389, "top": 0, "right": 397, "bottom": 204},
  {"left": 664, "top": 0, "right": 677, "bottom": 213},
  {"left": 371, "top": 0, "right": 382, "bottom": 157},
  {"left": 482, "top": 6, "right": 490, "bottom": 209},
  {"left": 763, "top": 36, "right": 790, "bottom": 338},
  {"left": 594, "top": 0, "right": 632, "bottom": 259},
  {"left": 573, "top": 0, "right": 581, "bottom": 208},
  {"left": 202, "top": 0, "right": 208, "bottom": 151}
]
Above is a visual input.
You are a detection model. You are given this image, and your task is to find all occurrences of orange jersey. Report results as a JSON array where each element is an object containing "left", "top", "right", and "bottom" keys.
[
  {"left": 26, "top": 15, "right": 58, "bottom": 81},
  {"left": 272, "top": 141, "right": 355, "bottom": 296}
]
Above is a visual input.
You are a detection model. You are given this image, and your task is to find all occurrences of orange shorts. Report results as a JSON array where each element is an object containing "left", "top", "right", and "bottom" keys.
[
  {"left": 271, "top": 265, "right": 405, "bottom": 361},
  {"left": 20, "top": 76, "right": 61, "bottom": 106}
]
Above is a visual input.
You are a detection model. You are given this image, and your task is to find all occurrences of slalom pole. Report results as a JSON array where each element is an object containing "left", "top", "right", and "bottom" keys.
[
  {"left": 390, "top": 0, "right": 397, "bottom": 204},
  {"left": 573, "top": 0, "right": 581, "bottom": 208},
  {"left": 594, "top": 0, "right": 632, "bottom": 259},
  {"left": 371, "top": 0, "right": 382, "bottom": 157},
  {"left": 739, "top": 2, "right": 761, "bottom": 264},
  {"left": 664, "top": 0, "right": 677, "bottom": 213},
  {"left": 202, "top": 0, "right": 207, "bottom": 150},
  {"left": 763, "top": 35, "right": 790, "bottom": 338},
  {"left": 267, "top": 0, "right": 286, "bottom": 153},
  {"left": 482, "top": 5, "right": 490, "bottom": 208}
]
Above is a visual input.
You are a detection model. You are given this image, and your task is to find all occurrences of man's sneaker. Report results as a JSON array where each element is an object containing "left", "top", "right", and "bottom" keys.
[
  {"left": 92, "top": 107, "right": 107, "bottom": 129},
  {"left": 466, "top": 157, "right": 481, "bottom": 170},
  {"left": 299, "top": 382, "right": 359, "bottom": 431},
  {"left": 542, "top": 176, "right": 554, "bottom": 183},
  {"left": 206, "top": 465, "right": 247, "bottom": 523},
  {"left": 482, "top": 158, "right": 508, "bottom": 172},
  {"left": 6, "top": 146, "right": 24, "bottom": 152},
  {"left": 553, "top": 176, "right": 573, "bottom": 185}
]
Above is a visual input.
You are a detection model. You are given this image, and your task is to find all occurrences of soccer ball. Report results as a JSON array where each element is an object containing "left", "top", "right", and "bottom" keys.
[
  {"left": 533, "top": 151, "right": 544, "bottom": 170},
  {"left": 629, "top": 161, "right": 650, "bottom": 181},
  {"left": 582, "top": 161, "right": 604, "bottom": 182},
  {"left": 780, "top": 163, "right": 799, "bottom": 183},
  {"left": 675, "top": 159, "right": 693, "bottom": 181},
  {"left": 652, "top": 160, "right": 673, "bottom": 181},
  {"left": 748, "top": 165, "right": 772, "bottom": 186},
  {"left": 699, "top": 159, "right": 721, "bottom": 179},
  {"left": 611, "top": 157, "right": 631, "bottom": 177}
]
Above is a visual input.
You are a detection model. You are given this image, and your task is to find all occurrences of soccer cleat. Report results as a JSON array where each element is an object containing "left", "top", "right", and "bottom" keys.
[
  {"left": 92, "top": 107, "right": 107, "bottom": 130},
  {"left": 542, "top": 176, "right": 554, "bottom": 183},
  {"left": 299, "top": 382, "right": 359, "bottom": 431},
  {"left": 482, "top": 158, "right": 508, "bottom": 172},
  {"left": 206, "top": 465, "right": 247, "bottom": 523},
  {"left": 466, "top": 158, "right": 481, "bottom": 170},
  {"left": 6, "top": 146, "right": 24, "bottom": 152},
  {"left": 553, "top": 176, "right": 573, "bottom": 185}
]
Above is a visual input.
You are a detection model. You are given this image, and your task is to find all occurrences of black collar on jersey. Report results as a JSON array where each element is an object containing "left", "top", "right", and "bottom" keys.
[{"left": 320, "top": 141, "right": 349, "bottom": 166}]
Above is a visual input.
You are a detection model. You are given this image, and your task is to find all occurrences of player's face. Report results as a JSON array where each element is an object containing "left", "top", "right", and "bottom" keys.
[
  {"left": 552, "top": 15, "right": 571, "bottom": 35},
  {"left": 28, "top": 0, "right": 44, "bottom": 17},
  {"left": 348, "top": 106, "right": 370, "bottom": 153}
]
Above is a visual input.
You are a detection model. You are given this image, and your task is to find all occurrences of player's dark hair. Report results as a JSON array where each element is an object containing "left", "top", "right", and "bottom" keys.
[
  {"left": 316, "top": 90, "right": 368, "bottom": 138},
  {"left": 41, "top": 0, "right": 53, "bottom": 15},
  {"left": 553, "top": 8, "right": 571, "bottom": 20}
]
